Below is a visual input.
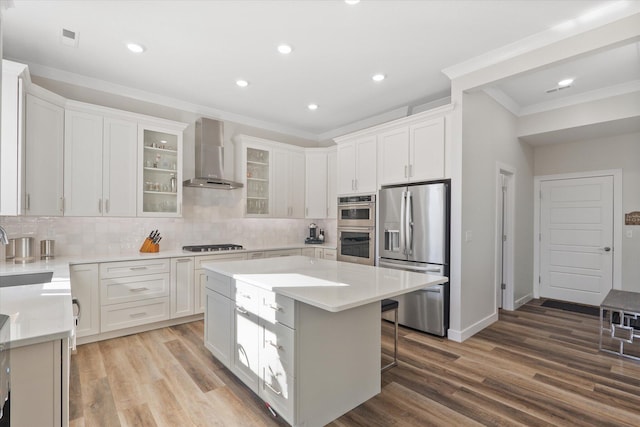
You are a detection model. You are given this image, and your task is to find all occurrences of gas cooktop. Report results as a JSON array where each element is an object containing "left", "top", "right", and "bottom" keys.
[{"left": 182, "top": 244, "right": 244, "bottom": 252}]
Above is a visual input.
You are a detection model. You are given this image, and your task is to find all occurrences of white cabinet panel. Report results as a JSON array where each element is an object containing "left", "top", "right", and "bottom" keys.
[
  {"left": 170, "top": 257, "right": 194, "bottom": 318},
  {"left": 327, "top": 148, "right": 337, "bottom": 218},
  {"left": 70, "top": 264, "right": 100, "bottom": 338},
  {"left": 103, "top": 117, "right": 137, "bottom": 216},
  {"left": 337, "top": 137, "right": 376, "bottom": 195},
  {"left": 378, "top": 127, "right": 409, "bottom": 186},
  {"left": 273, "top": 149, "right": 305, "bottom": 218},
  {"left": 100, "top": 297, "right": 170, "bottom": 332},
  {"left": 410, "top": 117, "right": 445, "bottom": 181},
  {"left": 305, "top": 150, "right": 328, "bottom": 219},
  {"left": 64, "top": 109, "right": 103, "bottom": 216},
  {"left": 205, "top": 287, "right": 233, "bottom": 367},
  {"left": 233, "top": 306, "right": 260, "bottom": 392},
  {"left": 24, "top": 94, "right": 64, "bottom": 216},
  {"left": 100, "top": 274, "right": 170, "bottom": 305}
]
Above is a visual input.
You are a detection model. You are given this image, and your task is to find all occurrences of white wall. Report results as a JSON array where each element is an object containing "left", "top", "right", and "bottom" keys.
[
  {"left": 459, "top": 90, "right": 534, "bottom": 334},
  {"left": 534, "top": 131, "right": 640, "bottom": 291}
]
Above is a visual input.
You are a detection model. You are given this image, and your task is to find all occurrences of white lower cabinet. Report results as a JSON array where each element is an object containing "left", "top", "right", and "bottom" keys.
[
  {"left": 170, "top": 257, "right": 194, "bottom": 318},
  {"left": 11, "top": 338, "right": 70, "bottom": 427},
  {"left": 315, "top": 247, "right": 337, "bottom": 260},
  {"left": 264, "top": 249, "right": 301, "bottom": 258},
  {"left": 195, "top": 253, "right": 246, "bottom": 314},
  {"left": 99, "top": 259, "right": 170, "bottom": 332},
  {"left": 69, "top": 264, "right": 100, "bottom": 338}
]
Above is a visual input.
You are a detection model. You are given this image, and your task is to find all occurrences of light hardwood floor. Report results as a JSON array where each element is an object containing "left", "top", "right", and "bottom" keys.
[{"left": 70, "top": 299, "right": 640, "bottom": 426}]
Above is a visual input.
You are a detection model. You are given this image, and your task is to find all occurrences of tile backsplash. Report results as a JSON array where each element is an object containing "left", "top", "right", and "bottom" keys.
[{"left": 0, "top": 188, "right": 336, "bottom": 257}]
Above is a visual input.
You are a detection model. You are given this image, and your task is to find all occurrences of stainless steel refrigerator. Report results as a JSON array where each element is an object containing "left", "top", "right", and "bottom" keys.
[{"left": 378, "top": 180, "right": 450, "bottom": 336}]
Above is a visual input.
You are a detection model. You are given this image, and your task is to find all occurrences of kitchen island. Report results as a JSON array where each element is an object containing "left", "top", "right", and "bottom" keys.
[{"left": 202, "top": 256, "right": 448, "bottom": 427}]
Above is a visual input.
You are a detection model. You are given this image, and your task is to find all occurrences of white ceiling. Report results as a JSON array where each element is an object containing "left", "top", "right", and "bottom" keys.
[{"left": 3, "top": 0, "right": 639, "bottom": 141}]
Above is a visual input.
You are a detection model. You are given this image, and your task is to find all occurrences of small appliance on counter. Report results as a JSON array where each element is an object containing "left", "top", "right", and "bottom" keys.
[
  {"left": 40, "top": 240, "right": 55, "bottom": 260},
  {"left": 305, "top": 223, "right": 324, "bottom": 244}
]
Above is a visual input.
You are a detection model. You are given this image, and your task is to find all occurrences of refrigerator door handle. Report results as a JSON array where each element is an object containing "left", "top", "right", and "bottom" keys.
[
  {"left": 378, "top": 259, "right": 445, "bottom": 274},
  {"left": 399, "top": 190, "right": 406, "bottom": 255},
  {"left": 406, "top": 190, "right": 413, "bottom": 255}
]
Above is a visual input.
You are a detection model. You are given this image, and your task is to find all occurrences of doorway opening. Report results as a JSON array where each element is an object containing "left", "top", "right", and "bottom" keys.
[{"left": 495, "top": 164, "right": 515, "bottom": 311}]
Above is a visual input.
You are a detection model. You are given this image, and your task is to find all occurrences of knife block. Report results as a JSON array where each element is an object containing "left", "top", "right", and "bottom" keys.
[{"left": 139, "top": 238, "right": 159, "bottom": 253}]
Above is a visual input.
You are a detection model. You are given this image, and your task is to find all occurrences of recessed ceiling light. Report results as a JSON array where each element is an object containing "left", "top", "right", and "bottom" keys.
[
  {"left": 308, "top": 104, "right": 318, "bottom": 111},
  {"left": 236, "top": 79, "right": 249, "bottom": 88},
  {"left": 126, "top": 43, "right": 145, "bottom": 54},
  {"left": 558, "top": 78, "right": 574, "bottom": 87},
  {"left": 372, "top": 73, "right": 386, "bottom": 82},
  {"left": 345, "top": 0, "right": 360, "bottom": 5},
  {"left": 277, "top": 44, "right": 293, "bottom": 55}
]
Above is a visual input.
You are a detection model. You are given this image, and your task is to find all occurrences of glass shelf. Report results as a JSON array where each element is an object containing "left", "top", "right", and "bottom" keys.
[
  {"left": 142, "top": 128, "right": 180, "bottom": 215},
  {"left": 144, "top": 167, "right": 177, "bottom": 173},
  {"left": 246, "top": 147, "right": 269, "bottom": 215},
  {"left": 144, "top": 146, "right": 177, "bottom": 153}
]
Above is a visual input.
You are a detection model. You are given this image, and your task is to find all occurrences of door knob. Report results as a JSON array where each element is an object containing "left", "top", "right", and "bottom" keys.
[{"left": 603, "top": 247, "right": 611, "bottom": 252}]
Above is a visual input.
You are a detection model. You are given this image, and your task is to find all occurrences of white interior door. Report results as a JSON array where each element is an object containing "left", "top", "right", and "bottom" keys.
[{"left": 539, "top": 176, "right": 613, "bottom": 306}]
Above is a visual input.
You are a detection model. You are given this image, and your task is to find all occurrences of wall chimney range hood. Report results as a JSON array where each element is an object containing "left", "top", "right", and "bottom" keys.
[{"left": 183, "top": 118, "right": 243, "bottom": 190}]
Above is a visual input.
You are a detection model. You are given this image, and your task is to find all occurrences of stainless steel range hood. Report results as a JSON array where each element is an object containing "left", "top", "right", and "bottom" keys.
[{"left": 183, "top": 118, "right": 243, "bottom": 190}]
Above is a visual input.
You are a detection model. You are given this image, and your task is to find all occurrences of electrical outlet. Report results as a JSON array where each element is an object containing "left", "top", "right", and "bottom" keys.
[{"left": 626, "top": 229, "right": 633, "bottom": 238}]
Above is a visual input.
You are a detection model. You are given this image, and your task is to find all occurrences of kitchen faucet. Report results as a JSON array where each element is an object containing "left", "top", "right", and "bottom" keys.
[{"left": 0, "top": 225, "right": 8, "bottom": 245}]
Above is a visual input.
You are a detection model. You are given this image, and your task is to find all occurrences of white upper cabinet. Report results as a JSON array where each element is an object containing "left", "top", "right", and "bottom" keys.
[
  {"left": 138, "top": 123, "right": 184, "bottom": 217},
  {"left": 273, "top": 149, "right": 305, "bottom": 218},
  {"left": 235, "top": 134, "right": 305, "bottom": 219},
  {"left": 335, "top": 105, "right": 453, "bottom": 191},
  {"left": 305, "top": 146, "right": 337, "bottom": 219},
  {"left": 336, "top": 136, "right": 376, "bottom": 196},
  {"left": 65, "top": 108, "right": 138, "bottom": 217},
  {"left": 103, "top": 117, "right": 138, "bottom": 216},
  {"left": 24, "top": 94, "right": 64, "bottom": 216},
  {"left": 1, "top": 60, "right": 27, "bottom": 216},
  {"left": 378, "top": 116, "right": 445, "bottom": 185},
  {"left": 64, "top": 109, "right": 104, "bottom": 216},
  {"left": 305, "top": 150, "right": 328, "bottom": 218}
]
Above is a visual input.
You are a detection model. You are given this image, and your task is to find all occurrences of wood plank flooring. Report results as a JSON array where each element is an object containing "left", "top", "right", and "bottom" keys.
[{"left": 70, "top": 299, "right": 640, "bottom": 426}]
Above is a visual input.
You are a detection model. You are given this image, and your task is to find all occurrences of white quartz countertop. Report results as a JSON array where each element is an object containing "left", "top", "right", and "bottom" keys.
[
  {"left": 0, "top": 278, "right": 74, "bottom": 348},
  {"left": 202, "top": 256, "right": 448, "bottom": 312}
]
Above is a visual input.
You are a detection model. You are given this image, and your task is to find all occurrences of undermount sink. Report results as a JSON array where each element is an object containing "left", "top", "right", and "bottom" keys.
[{"left": 0, "top": 271, "right": 54, "bottom": 287}]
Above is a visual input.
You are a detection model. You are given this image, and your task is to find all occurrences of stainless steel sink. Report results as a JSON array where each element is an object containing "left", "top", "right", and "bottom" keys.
[{"left": 0, "top": 271, "right": 54, "bottom": 287}]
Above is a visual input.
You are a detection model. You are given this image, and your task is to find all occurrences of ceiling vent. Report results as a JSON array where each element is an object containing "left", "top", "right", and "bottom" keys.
[
  {"left": 61, "top": 28, "right": 79, "bottom": 47},
  {"left": 545, "top": 85, "right": 572, "bottom": 94}
]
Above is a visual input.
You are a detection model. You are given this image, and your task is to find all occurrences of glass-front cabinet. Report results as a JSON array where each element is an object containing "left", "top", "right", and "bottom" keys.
[
  {"left": 138, "top": 123, "right": 185, "bottom": 217},
  {"left": 245, "top": 147, "right": 270, "bottom": 215}
]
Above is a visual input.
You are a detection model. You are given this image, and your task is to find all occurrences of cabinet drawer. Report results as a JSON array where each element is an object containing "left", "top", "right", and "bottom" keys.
[
  {"left": 205, "top": 271, "right": 234, "bottom": 299},
  {"left": 100, "top": 297, "right": 170, "bottom": 332},
  {"left": 262, "top": 321, "right": 295, "bottom": 372},
  {"left": 262, "top": 292, "right": 295, "bottom": 328},
  {"left": 235, "top": 280, "right": 262, "bottom": 315},
  {"left": 323, "top": 248, "right": 337, "bottom": 260},
  {"left": 264, "top": 249, "right": 300, "bottom": 258},
  {"left": 100, "top": 273, "right": 170, "bottom": 305},
  {"left": 100, "top": 259, "right": 170, "bottom": 279},
  {"left": 195, "top": 252, "right": 246, "bottom": 269},
  {"left": 260, "top": 358, "right": 294, "bottom": 424}
]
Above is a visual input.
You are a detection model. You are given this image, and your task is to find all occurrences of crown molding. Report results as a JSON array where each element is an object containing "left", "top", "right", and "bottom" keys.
[
  {"left": 443, "top": 3, "right": 640, "bottom": 80},
  {"left": 23, "top": 61, "right": 321, "bottom": 142}
]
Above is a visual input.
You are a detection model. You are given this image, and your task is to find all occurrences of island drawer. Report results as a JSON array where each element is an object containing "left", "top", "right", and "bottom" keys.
[
  {"left": 196, "top": 253, "right": 247, "bottom": 269},
  {"left": 100, "top": 273, "right": 170, "bottom": 305},
  {"left": 262, "top": 321, "right": 295, "bottom": 372},
  {"left": 205, "top": 271, "right": 234, "bottom": 299},
  {"left": 235, "top": 281, "right": 262, "bottom": 315},
  {"left": 100, "top": 297, "right": 170, "bottom": 332},
  {"left": 262, "top": 292, "right": 295, "bottom": 328},
  {"left": 260, "top": 356, "right": 294, "bottom": 424},
  {"left": 100, "top": 259, "right": 170, "bottom": 279}
]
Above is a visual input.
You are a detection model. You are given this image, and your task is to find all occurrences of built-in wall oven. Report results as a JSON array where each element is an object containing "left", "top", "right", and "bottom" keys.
[{"left": 337, "top": 195, "right": 375, "bottom": 266}]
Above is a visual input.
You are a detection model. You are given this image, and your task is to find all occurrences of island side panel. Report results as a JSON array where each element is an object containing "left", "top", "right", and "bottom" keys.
[{"left": 296, "top": 301, "right": 380, "bottom": 426}]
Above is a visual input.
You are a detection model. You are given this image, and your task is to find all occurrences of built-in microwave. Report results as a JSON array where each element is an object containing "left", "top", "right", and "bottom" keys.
[{"left": 337, "top": 195, "right": 375, "bottom": 228}]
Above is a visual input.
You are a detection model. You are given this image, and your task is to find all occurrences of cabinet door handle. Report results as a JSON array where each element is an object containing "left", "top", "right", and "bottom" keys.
[
  {"left": 130, "top": 266, "right": 148, "bottom": 271},
  {"left": 26, "top": 193, "right": 31, "bottom": 211},
  {"left": 267, "top": 303, "right": 282, "bottom": 312},
  {"left": 267, "top": 340, "right": 283, "bottom": 350},
  {"left": 409, "top": 164, "right": 413, "bottom": 177},
  {"left": 238, "top": 293, "right": 251, "bottom": 300},
  {"left": 98, "top": 198, "right": 102, "bottom": 214},
  {"left": 404, "top": 165, "right": 408, "bottom": 178},
  {"left": 130, "top": 287, "right": 149, "bottom": 292},
  {"left": 59, "top": 197, "right": 64, "bottom": 213},
  {"left": 236, "top": 306, "right": 248, "bottom": 315},
  {"left": 265, "top": 381, "right": 282, "bottom": 395},
  {"left": 105, "top": 199, "right": 110, "bottom": 213},
  {"left": 129, "top": 312, "right": 147, "bottom": 318}
]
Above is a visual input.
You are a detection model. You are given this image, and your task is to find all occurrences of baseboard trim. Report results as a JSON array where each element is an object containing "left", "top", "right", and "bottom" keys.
[
  {"left": 514, "top": 294, "right": 533, "bottom": 310},
  {"left": 447, "top": 311, "right": 499, "bottom": 342}
]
